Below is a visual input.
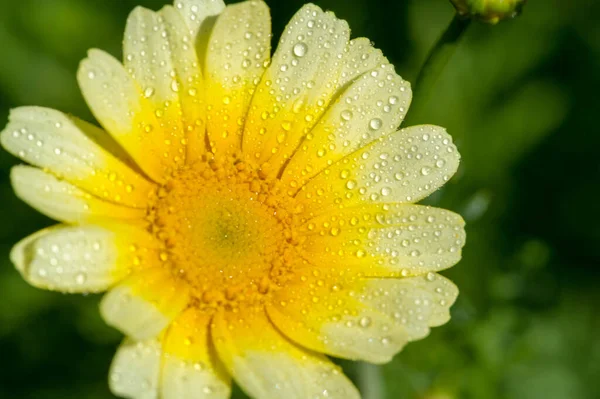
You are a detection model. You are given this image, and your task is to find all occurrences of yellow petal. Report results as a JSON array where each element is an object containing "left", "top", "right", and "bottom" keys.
[
  {"left": 212, "top": 308, "right": 360, "bottom": 399},
  {"left": 297, "top": 125, "right": 460, "bottom": 214},
  {"left": 282, "top": 62, "right": 412, "bottom": 190},
  {"left": 269, "top": 271, "right": 458, "bottom": 364},
  {"left": 268, "top": 265, "right": 409, "bottom": 364},
  {"left": 78, "top": 49, "right": 178, "bottom": 182},
  {"left": 110, "top": 338, "right": 162, "bottom": 399},
  {"left": 242, "top": 4, "right": 350, "bottom": 172},
  {"left": 1, "top": 107, "right": 155, "bottom": 208},
  {"left": 124, "top": 6, "right": 206, "bottom": 162},
  {"left": 10, "top": 166, "right": 146, "bottom": 224},
  {"left": 162, "top": 308, "right": 231, "bottom": 399},
  {"left": 204, "top": 0, "right": 271, "bottom": 156},
  {"left": 10, "top": 223, "right": 159, "bottom": 293},
  {"left": 100, "top": 268, "right": 191, "bottom": 340},
  {"left": 300, "top": 204, "right": 466, "bottom": 277}
]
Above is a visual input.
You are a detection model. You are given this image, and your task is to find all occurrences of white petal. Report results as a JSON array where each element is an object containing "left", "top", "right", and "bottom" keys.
[
  {"left": 300, "top": 204, "right": 466, "bottom": 276},
  {"left": 124, "top": 6, "right": 205, "bottom": 159},
  {"left": 10, "top": 224, "right": 158, "bottom": 293},
  {"left": 359, "top": 274, "right": 459, "bottom": 340},
  {"left": 109, "top": 338, "right": 162, "bottom": 399},
  {"left": 1, "top": 107, "right": 155, "bottom": 208},
  {"left": 283, "top": 62, "right": 412, "bottom": 189},
  {"left": 10, "top": 166, "right": 146, "bottom": 223},
  {"left": 297, "top": 125, "right": 460, "bottom": 214},
  {"left": 242, "top": 4, "right": 350, "bottom": 172},
  {"left": 212, "top": 309, "right": 360, "bottom": 399},
  {"left": 162, "top": 308, "right": 231, "bottom": 399},
  {"left": 77, "top": 49, "right": 172, "bottom": 182},
  {"left": 338, "top": 38, "right": 387, "bottom": 88},
  {"left": 174, "top": 0, "right": 225, "bottom": 38},
  {"left": 204, "top": 0, "right": 271, "bottom": 155},
  {"left": 268, "top": 285, "right": 409, "bottom": 364},
  {"left": 100, "top": 269, "right": 190, "bottom": 340}
]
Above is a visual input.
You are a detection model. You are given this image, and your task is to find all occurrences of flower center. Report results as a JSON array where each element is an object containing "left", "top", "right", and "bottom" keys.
[{"left": 147, "top": 156, "right": 301, "bottom": 310}]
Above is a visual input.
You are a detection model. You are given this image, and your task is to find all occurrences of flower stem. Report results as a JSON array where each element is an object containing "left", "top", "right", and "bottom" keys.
[
  {"left": 406, "top": 13, "right": 471, "bottom": 125},
  {"left": 358, "top": 362, "right": 385, "bottom": 399}
]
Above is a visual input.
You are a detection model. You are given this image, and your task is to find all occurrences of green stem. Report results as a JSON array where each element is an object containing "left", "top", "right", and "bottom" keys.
[
  {"left": 406, "top": 13, "right": 471, "bottom": 125},
  {"left": 357, "top": 362, "right": 385, "bottom": 399}
]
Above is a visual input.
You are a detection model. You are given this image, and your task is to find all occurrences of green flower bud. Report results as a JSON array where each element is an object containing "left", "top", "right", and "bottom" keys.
[{"left": 450, "top": 0, "right": 526, "bottom": 24}]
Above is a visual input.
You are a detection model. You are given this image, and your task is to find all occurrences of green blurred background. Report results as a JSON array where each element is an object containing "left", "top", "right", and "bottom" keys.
[{"left": 0, "top": 0, "right": 598, "bottom": 398}]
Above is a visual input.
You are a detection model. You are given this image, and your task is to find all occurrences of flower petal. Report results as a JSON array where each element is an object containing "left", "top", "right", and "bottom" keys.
[
  {"left": 109, "top": 338, "right": 162, "bottom": 399},
  {"left": 100, "top": 268, "right": 190, "bottom": 340},
  {"left": 1, "top": 107, "right": 155, "bottom": 208},
  {"left": 212, "top": 308, "right": 360, "bottom": 399},
  {"left": 358, "top": 274, "right": 459, "bottom": 340},
  {"left": 268, "top": 265, "right": 409, "bottom": 364},
  {"left": 78, "top": 49, "right": 177, "bottom": 182},
  {"left": 174, "top": 0, "right": 225, "bottom": 38},
  {"left": 297, "top": 125, "right": 460, "bottom": 214},
  {"left": 282, "top": 62, "right": 411, "bottom": 190},
  {"left": 10, "top": 223, "right": 159, "bottom": 293},
  {"left": 242, "top": 4, "right": 350, "bottom": 172},
  {"left": 300, "top": 204, "right": 466, "bottom": 276},
  {"left": 124, "top": 6, "right": 205, "bottom": 162},
  {"left": 269, "top": 270, "right": 458, "bottom": 364},
  {"left": 162, "top": 308, "right": 231, "bottom": 399},
  {"left": 10, "top": 165, "right": 146, "bottom": 224},
  {"left": 204, "top": 0, "right": 271, "bottom": 156},
  {"left": 338, "top": 38, "right": 387, "bottom": 89}
]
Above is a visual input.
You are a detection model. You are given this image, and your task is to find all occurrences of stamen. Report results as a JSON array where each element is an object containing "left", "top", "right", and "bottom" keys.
[{"left": 146, "top": 155, "right": 303, "bottom": 311}]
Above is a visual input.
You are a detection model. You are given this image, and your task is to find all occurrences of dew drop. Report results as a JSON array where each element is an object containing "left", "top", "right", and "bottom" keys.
[
  {"left": 369, "top": 118, "right": 383, "bottom": 130},
  {"left": 75, "top": 272, "right": 87, "bottom": 285},
  {"left": 143, "top": 87, "right": 155, "bottom": 98},
  {"left": 341, "top": 110, "right": 353, "bottom": 121},
  {"left": 293, "top": 42, "right": 308, "bottom": 57}
]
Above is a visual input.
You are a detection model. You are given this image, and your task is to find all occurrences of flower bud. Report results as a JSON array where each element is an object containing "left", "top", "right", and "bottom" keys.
[{"left": 450, "top": 0, "right": 526, "bottom": 24}]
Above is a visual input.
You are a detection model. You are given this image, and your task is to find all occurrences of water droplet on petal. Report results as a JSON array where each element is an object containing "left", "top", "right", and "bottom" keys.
[
  {"left": 341, "top": 110, "right": 353, "bottom": 121},
  {"left": 293, "top": 42, "right": 308, "bottom": 57},
  {"left": 369, "top": 118, "right": 383, "bottom": 130},
  {"left": 144, "top": 87, "right": 155, "bottom": 98}
]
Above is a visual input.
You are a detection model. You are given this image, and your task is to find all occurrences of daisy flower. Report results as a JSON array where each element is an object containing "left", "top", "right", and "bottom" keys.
[{"left": 1, "top": 0, "right": 466, "bottom": 398}]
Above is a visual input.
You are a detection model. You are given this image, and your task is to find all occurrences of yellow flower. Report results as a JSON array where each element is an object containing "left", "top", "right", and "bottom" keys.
[
  {"left": 1, "top": 0, "right": 466, "bottom": 398},
  {"left": 450, "top": 0, "right": 526, "bottom": 24}
]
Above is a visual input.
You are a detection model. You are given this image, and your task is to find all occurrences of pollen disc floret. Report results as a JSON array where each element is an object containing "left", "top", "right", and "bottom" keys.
[
  {"left": 2, "top": 1, "right": 466, "bottom": 398},
  {"left": 149, "top": 157, "right": 300, "bottom": 308}
]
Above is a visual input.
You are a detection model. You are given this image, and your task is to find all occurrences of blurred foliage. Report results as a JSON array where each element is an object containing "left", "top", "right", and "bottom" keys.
[{"left": 0, "top": 0, "right": 599, "bottom": 398}]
